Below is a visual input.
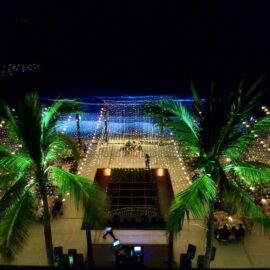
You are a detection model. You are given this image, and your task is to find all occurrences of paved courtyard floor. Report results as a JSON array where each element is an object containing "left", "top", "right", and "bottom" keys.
[{"left": 1, "top": 140, "right": 270, "bottom": 268}]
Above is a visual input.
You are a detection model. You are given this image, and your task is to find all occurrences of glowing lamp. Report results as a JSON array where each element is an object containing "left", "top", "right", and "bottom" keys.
[
  {"left": 133, "top": 246, "right": 143, "bottom": 255},
  {"left": 104, "top": 168, "right": 111, "bottom": 176},
  {"left": 68, "top": 255, "right": 74, "bottom": 267},
  {"left": 156, "top": 168, "right": 164, "bottom": 176},
  {"left": 134, "top": 246, "right": 141, "bottom": 252}
]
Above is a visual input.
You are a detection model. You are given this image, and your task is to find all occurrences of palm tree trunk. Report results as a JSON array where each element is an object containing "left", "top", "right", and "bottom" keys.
[
  {"left": 159, "top": 123, "right": 164, "bottom": 146},
  {"left": 40, "top": 184, "right": 54, "bottom": 266},
  {"left": 204, "top": 201, "right": 215, "bottom": 268},
  {"left": 86, "top": 229, "right": 94, "bottom": 268},
  {"left": 104, "top": 120, "right": 109, "bottom": 143},
  {"left": 76, "top": 113, "right": 82, "bottom": 149},
  {"left": 167, "top": 231, "right": 174, "bottom": 269}
]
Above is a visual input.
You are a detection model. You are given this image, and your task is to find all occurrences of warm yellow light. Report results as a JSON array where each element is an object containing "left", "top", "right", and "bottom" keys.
[
  {"left": 104, "top": 168, "right": 111, "bottom": 176},
  {"left": 156, "top": 168, "right": 165, "bottom": 176}
]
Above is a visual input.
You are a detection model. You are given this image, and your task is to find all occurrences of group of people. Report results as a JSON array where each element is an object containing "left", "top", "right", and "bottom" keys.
[
  {"left": 120, "top": 140, "right": 143, "bottom": 156},
  {"left": 35, "top": 183, "right": 64, "bottom": 221},
  {"left": 215, "top": 224, "right": 246, "bottom": 241},
  {"left": 36, "top": 196, "right": 64, "bottom": 222},
  {"left": 120, "top": 140, "right": 151, "bottom": 169}
]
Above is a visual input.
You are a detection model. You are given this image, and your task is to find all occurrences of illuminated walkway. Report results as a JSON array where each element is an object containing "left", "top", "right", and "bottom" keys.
[{"left": 78, "top": 139, "right": 190, "bottom": 194}]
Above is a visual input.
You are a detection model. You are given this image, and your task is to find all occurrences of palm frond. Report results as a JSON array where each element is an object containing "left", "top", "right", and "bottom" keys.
[
  {"left": 42, "top": 99, "right": 82, "bottom": 130},
  {"left": 0, "top": 145, "right": 12, "bottom": 157},
  {"left": 0, "top": 146, "right": 32, "bottom": 187},
  {"left": 223, "top": 180, "right": 270, "bottom": 233},
  {"left": 0, "top": 179, "right": 31, "bottom": 215},
  {"left": 148, "top": 100, "right": 200, "bottom": 154},
  {"left": 49, "top": 166, "right": 107, "bottom": 228},
  {"left": 214, "top": 75, "right": 265, "bottom": 156},
  {"left": 0, "top": 172, "right": 19, "bottom": 189},
  {"left": 0, "top": 188, "right": 36, "bottom": 261},
  {"left": 0, "top": 100, "right": 21, "bottom": 144},
  {"left": 190, "top": 79, "right": 202, "bottom": 113},
  {"left": 8, "top": 92, "right": 42, "bottom": 162},
  {"left": 163, "top": 100, "right": 199, "bottom": 139},
  {"left": 144, "top": 102, "right": 171, "bottom": 128},
  {"left": 224, "top": 161, "right": 270, "bottom": 185},
  {"left": 229, "top": 75, "right": 265, "bottom": 121},
  {"left": 222, "top": 115, "right": 270, "bottom": 159},
  {"left": 168, "top": 174, "right": 216, "bottom": 234},
  {"left": 167, "top": 121, "right": 200, "bottom": 154},
  {"left": 221, "top": 131, "right": 252, "bottom": 159},
  {"left": 0, "top": 154, "right": 32, "bottom": 177},
  {"left": 252, "top": 115, "right": 270, "bottom": 137},
  {"left": 45, "top": 133, "right": 80, "bottom": 162}
]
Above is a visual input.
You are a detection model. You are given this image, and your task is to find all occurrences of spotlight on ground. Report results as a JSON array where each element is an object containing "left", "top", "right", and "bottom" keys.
[{"left": 113, "top": 240, "right": 122, "bottom": 250}]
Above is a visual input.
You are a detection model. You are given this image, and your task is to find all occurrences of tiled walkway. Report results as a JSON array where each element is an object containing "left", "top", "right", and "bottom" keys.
[{"left": 1, "top": 140, "right": 270, "bottom": 268}]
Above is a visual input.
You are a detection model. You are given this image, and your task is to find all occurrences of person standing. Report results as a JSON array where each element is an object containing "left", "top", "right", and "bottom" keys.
[
  {"left": 145, "top": 154, "right": 150, "bottom": 169},
  {"left": 235, "top": 224, "right": 246, "bottom": 239}
]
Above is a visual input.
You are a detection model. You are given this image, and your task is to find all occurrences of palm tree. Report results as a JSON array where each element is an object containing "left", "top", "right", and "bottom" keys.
[
  {"left": 0, "top": 93, "right": 107, "bottom": 266},
  {"left": 82, "top": 218, "right": 95, "bottom": 267},
  {"left": 144, "top": 104, "right": 170, "bottom": 146},
  {"left": 149, "top": 77, "right": 270, "bottom": 268}
]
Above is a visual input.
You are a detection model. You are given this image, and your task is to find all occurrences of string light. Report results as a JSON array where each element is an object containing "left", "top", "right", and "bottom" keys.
[
  {"left": 5, "top": 97, "right": 270, "bottom": 217},
  {"left": 0, "top": 64, "right": 40, "bottom": 80},
  {"left": 58, "top": 97, "right": 193, "bottom": 195}
]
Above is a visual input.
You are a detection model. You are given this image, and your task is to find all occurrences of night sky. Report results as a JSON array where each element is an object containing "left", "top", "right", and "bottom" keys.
[{"left": 1, "top": 1, "right": 270, "bottom": 100}]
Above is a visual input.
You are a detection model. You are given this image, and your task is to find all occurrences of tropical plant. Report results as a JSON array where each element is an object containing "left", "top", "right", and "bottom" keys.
[
  {"left": 149, "top": 76, "right": 270, "bottom": 268},
  {"left": 144, "top": 103, "right": 171, "bottom": 146},
  {"left": 0, "top": 93, "right": 107, "bottom": 265}
]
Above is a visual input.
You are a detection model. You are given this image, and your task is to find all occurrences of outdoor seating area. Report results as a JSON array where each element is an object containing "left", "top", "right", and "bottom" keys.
[
  {"left": 120, "top": 140, "right": 143, "bottom": 156},
  {"left": 3, "top": 1, "right": 270, "bottom": 268},
  {"left": 1, "top": 94, "right": 270, "bottom": 269},
  {"left": 212, "top": 207, "right": 257, "bottom": 243},
  {"left": 34, "top": 184, "right": 65, "bottom": 221}
]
